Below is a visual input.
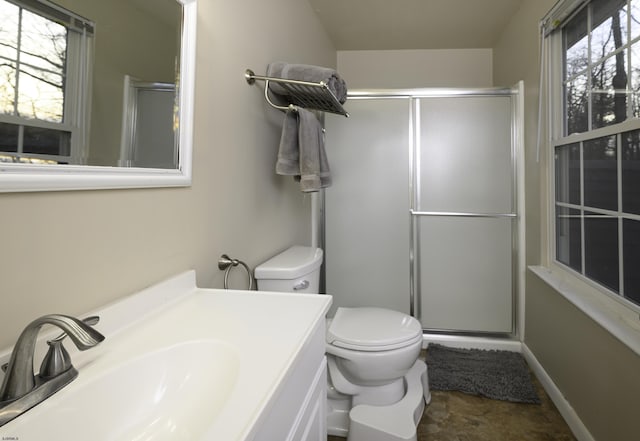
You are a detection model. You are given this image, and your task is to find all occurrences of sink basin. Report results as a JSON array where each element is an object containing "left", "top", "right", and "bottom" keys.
[
  {"left": 3, "top": 340, "right": 239, "bottom": 440},
  {"left": 0, "top": 270, "right": 331, "bottom": 441}
]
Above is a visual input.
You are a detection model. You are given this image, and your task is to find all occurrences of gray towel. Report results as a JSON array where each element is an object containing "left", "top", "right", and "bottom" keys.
[
  {"left": 266, "top": 62, "right": 347, "bottom": 104},
  {"left": 275, "top": 110, "right": 299, "bottom": 175},
  {"left": 275, "top": 108, "right": 331, "bottom": 192}
]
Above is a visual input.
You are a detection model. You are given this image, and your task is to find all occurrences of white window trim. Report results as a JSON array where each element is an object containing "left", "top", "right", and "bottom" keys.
[{"left": 539, "top": 0, "right": 640, "bottom": 356}]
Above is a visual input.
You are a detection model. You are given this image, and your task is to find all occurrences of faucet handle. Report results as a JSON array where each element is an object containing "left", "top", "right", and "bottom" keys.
[
  {"left": 38, "top": 340, "right": 72, "bottom": 379},
  {"left": 38, "top": 316, "right": 100, "bottom": 379}
]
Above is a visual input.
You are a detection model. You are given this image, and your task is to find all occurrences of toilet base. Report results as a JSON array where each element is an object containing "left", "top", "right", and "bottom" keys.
[
  {"left": 327, "top": 355, "right": 406, "bottom": 407},
  {"left": 327, "top": 359, "right": 431, "bottom": 440}
]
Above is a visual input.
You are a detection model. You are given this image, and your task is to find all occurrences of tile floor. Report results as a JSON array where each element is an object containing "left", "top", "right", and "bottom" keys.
[{"left": 328, "top": 359, "right": 577, "bottom": 441}]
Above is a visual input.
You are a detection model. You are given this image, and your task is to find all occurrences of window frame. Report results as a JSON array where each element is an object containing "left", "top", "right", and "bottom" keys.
[
  {"left": 547, "top": 0, "right": 640, "bottom": 315},
  {"left": 0, "top": 0, "right": 93, "bottom": 165}
]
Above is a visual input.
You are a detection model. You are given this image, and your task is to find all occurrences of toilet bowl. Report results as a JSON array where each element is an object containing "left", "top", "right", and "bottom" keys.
[
  {"left": 326, "top": 306, "right": 423, "bottom": 406},
  {"left": 254, "top": 245, "right": 428, "bottom": 439}
]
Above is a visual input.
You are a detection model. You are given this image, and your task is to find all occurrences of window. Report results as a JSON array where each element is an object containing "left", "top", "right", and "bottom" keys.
[
  {"left": 0, "top": 0, "right": 93, "bottom": 164},
  {"left": 549, "top": 0, "right": 640, "bottom": 310}
]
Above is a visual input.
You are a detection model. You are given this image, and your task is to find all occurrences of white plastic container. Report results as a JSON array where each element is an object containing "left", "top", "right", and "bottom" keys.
[{"left": 254, "top": 246, "right": 323, "bottom": 293}]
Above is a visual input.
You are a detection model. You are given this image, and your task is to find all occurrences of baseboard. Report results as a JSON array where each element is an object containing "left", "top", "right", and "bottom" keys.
[{"left": 521, "top": 344, "right": 595, "bottom": 441}]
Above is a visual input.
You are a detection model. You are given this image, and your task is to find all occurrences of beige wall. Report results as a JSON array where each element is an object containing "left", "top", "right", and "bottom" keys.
[
  {"left": 526, "top": 272, "right": 640, "bottom": 441},
  {"left": 494, "top": 1, "right": 640, "bottom": 440},
  {"left": 0, "top": 0, "right": 335, "bottom": 349},
  {"left": 337, "top": 49, "right": 493, "bottom": 89}
]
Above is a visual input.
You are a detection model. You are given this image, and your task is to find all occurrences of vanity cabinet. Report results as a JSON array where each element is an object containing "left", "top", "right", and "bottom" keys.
[{"left": 251, "top": 319, "right": 327, "bottom": 441}]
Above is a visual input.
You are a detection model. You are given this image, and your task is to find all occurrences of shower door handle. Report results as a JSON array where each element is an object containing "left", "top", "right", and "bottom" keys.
[{"left": 410, "top": 210, "right": 517, "bottom": 218}]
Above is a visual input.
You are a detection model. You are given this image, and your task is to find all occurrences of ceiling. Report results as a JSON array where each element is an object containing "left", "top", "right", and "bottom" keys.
[{"left": 307, "top": 0, "right": 525, "bottom": 50}]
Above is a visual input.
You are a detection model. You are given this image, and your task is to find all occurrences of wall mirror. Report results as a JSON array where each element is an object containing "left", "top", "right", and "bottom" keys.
[{"left": 0, "top": 0, "right": 196, "bottom": 192}]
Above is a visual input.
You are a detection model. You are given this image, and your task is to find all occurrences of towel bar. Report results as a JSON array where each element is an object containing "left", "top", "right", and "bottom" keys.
[{"left": 245, "top": 69, "right": 349, "bottom": 117}]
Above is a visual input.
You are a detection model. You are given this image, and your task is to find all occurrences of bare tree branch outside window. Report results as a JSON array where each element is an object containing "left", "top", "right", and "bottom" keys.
[{"left": 0, "top": 0, "right": 67, "bottom": 123}]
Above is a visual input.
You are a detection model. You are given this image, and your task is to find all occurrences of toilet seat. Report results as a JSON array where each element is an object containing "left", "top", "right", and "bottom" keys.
[{"left": 327, "top": 307, "right": 422, "bottom": 351}]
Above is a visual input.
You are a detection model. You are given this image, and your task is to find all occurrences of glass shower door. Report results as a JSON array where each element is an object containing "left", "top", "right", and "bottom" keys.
[
  {"left": 324, "top": 98, "right": 412, "bottom": 315},
  {"left": 414, "top": 95, "right": 515, "bottom": 333}
]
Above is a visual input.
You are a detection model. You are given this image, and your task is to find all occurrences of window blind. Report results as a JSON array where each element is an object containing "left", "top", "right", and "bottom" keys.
[
  {"left": 6, "top": 0, "right": 94, "bottom": 35},
  {"left": 541, "top": 0, "right": 590, "bottom": 36}
]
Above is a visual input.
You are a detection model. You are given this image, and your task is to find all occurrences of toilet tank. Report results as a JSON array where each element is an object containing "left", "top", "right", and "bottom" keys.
[{"left": 254, "top": 246, "right": 323, "bottom": 293}]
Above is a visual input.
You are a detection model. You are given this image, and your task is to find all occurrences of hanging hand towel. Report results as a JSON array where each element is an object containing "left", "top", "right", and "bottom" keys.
[
  {"left": 275, "top": 109, "right": 300, "bottom": 176},
  {"left": 275, "top": 108, "right": 331, "bottom": 192},
  {"left": 297, "top": 108, "right": 331, "bottom": 192}
]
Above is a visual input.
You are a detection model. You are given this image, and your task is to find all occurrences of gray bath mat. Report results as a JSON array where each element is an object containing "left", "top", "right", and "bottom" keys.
[{"left": 425, "top": 344, "right": 540, "bottom": 404}]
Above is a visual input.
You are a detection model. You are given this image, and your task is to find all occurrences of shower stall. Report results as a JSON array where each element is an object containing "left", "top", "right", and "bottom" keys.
[{"left": 323, "top": 86, "right": 523, "bottom": 336}]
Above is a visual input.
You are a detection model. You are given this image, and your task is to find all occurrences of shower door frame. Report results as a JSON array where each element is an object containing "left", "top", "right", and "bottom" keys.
[
  {"left": 411, "top": 87, "right": 523, "bottom": 337},
  {"left": 320, "top": 84, "right": 525, "bottom": 339}
]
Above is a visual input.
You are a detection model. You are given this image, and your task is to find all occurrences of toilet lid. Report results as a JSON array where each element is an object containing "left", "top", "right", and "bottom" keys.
[{"left": 327, "top": 307, "right": 422, "bottom": 351}]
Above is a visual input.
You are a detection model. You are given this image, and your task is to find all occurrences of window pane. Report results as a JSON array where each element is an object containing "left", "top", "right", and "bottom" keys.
[
  {"left": 622, "top": 129, "right": 640, "bottom": 214},
  {"left": 17, "top": 9, "right": 66, "bottom": 122},
  {"left": 0, "top": 3, "right": 67, "bottom": 122},
  {"left": 0, "top": 0, "right": 19, "bottom": 60},
  {"left": 630, "top": 42, "right": 640, "bottom": 117},
  {"left": 0, "top": 0, "right": 18, "bottom": 116},
  {"left": 555, "top": 143, "right": 581, "bottom": 204},
  {"left": 585, "top": 211, "right": 619, "bottom": 292},
  {"left": 22, "top": 125, "right": 70, "bottom": 156},
  {"left": 0, "top": 122, "right": 18, "bottom": 152},
  {"left": 20, "top": 9, "right": 67, "bottom": 72},
  {"left": 17, "top": 64, "right": 64, "bottom": 122},
  {"left": 623, "top": 219, "right": 640, "bottom": 305},
  {"left": 566, "top": 73, "right": 589, "bottom": 134},
  {"left": 0, "top": 63, "right": 17, "bottom": 115},
  {"left": 584, "top": 136, "right": 618, "bottom": 210},
  {"left": 565, "top": 6, "right": 589, "bottom": 78},
  {"left": 622, "top": 219, "right": 640, "bottom": 305},
  {"left": 591, "top": 0, "right": 628, "bottom": 62},
  {"left": 631, "top": 0, "right": 640, "bottom": 40},
  {"left": 556, "top": 206, "right": 582, "bottom": 272},
  {"left": 591, "top": 54, "right": 629, "bottom": 129}
]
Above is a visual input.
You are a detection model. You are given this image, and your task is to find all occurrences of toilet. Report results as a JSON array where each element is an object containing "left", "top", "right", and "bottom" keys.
[{"left": 255, "top": 245, "right": 430, "bottom": 441}]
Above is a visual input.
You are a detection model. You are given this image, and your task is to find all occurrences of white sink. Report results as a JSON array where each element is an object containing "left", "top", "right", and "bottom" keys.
[
  {"left": 3, "top": 340, "right": 239, "bottom": 440},
  {"left": 0, "top": 271, "right": 331, "bottom": 441}
]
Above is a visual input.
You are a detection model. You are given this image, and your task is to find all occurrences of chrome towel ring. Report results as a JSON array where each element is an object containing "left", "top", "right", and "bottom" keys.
[{"left": 218, "top": 254, "right": 254, "bottom": 290}]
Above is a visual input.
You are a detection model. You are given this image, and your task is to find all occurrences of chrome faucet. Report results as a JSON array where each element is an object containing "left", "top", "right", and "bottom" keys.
[{"left": 0, "top": 314, "right": 105, "bottom": 427}]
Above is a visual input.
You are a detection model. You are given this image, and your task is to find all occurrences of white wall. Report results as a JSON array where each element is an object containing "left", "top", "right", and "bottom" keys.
[
  {"left": 0, "top": 0, "right": 335, "bottom": 349},
  {"left": 337, "top": 49, "right": 493, "bottom": 89}
]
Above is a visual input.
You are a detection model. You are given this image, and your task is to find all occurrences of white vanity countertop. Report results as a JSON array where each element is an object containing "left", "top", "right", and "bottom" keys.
[{"left": 0, "top": 270, "right": 332, "bottom": 440}]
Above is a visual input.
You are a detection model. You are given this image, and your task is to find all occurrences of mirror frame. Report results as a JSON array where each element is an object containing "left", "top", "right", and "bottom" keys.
[{"left": 0, "top": 0, "right": 196, "bottom": 192}]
